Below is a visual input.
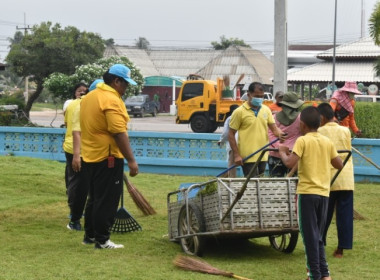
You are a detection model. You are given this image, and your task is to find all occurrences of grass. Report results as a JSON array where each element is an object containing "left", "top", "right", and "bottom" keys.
[
  {"left": 31, "top": 102, "right": 63, "bottom": 111},
  {"left": 0, "top": 156, "right": 379, "bottom": 280}
]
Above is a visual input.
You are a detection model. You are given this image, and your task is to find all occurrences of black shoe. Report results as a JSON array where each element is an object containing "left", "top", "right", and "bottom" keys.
[
  {"left": 82, "top": 236, "right": 95, "bottom": 245},
  {"left": 67, "top": 220, "right": 81, "bottom": 231}
]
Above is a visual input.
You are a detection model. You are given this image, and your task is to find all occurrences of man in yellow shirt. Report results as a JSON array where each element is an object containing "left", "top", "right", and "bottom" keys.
[
  {"left": 80, "top": 64, "right": 138, "bottom": 249},
  {"left": 318, "top": 103, "right": 354, "bottom": 259},
  {"left": 279, "top": 106, "right": 343, "bottom": 280},
  {"left": 228, "top": 82, "right": 285, "bottom": 177}
]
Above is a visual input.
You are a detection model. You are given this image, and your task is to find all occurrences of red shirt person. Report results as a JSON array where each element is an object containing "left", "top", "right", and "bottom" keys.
[{"left": 330, "top": 81, "right": 362, "bottom": 136}]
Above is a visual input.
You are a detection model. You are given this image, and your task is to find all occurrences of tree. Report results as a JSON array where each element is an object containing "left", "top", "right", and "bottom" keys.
[
  {"left": 5, "top": 22, "right": 105, "bottom": 116},
  {"left": 135, "top": 37, "right": 150, "bottom": 49},
  {"left": 369, "top": 1, "right": 380, "bottom": 75},
  {"left": 211, "top": 35, "right": 250, "bottom": 50},
  {"left": 44, "top": 56, "right": 144, "bottom": 99},
  {"left": 105, "top": 38, "right": 115, "bottom": 47}
]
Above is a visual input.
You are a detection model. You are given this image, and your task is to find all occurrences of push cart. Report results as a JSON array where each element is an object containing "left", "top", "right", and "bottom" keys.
[{"left": 167, "top": 149, "right": 351, "bottom": 256}]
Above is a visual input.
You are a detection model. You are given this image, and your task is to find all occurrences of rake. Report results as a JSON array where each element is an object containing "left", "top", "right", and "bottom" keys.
[{"left": 111, "top": 183, "right": 142, "bottom": 233}]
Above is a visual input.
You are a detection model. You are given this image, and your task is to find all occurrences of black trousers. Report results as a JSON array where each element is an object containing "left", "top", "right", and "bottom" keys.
[
  {"left": 242, "top": 161, "right": 267, "bottom": 178},
  {"left": 82, "top": 158, "right": 124, "bottom": 243},
  {"left": 65, "top": 152, "right": 88, "bottom": 222},
  {"left": 298, "top": 194, "right": 330, "bottom": 280}
]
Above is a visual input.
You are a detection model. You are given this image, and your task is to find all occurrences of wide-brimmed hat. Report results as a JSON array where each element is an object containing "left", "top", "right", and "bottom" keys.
[
  {"left": 109, "top": 64, "right": 137, "bottom": 86},
  {"left": 278, "top": 92, "right": 304, "bottom": 109},
  {"left": 340, "top": 81, "right": 361, "bottom": 95}
]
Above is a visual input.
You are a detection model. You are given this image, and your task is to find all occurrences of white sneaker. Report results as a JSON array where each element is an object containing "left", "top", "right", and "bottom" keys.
[{"left": 95, "top": 240, "right": 124, "bottom": 249}]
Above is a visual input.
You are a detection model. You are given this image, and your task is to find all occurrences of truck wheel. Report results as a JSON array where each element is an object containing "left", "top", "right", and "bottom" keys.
[
  {"left": 178, "top": 203, "right": 206, "bottom": 256},
  {"left": 208, "top": 122, "right": 218, "bottom": 133},
  {"left": 152, "top": 108, "right": 158, "bottom": 117},
  {"left": 190, "top": 115, "right": 209, "bottom": 133},
  {"left": 269, "top": 232, "right": 299, "bottom": 253}
]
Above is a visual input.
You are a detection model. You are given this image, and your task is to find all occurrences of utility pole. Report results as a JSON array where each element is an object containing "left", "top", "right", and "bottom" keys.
[
  {"left": 16, "top": 13, "right": 31, "bottom": 103},
  {"left": 332, "top": 0, "right": 337, "bottom": 89},
  {"left": 361, "top": 0, "right": 365, "bottom": 38},
  {"left": 273, "top": 0, "right": 288, "bottom": 96}
]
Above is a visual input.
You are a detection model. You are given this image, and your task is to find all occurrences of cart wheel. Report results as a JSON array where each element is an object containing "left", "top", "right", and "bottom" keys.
[
  {"left": 178, "top": 203, "right": 205, "bottom": 256},
  {"left": 269, "top": 232, "right": 299, "bottom": 253}
]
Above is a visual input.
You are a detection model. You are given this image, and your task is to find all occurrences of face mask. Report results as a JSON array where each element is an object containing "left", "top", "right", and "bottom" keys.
[{"left": 251, "top": 97, "right": 263, "bottom": 107}]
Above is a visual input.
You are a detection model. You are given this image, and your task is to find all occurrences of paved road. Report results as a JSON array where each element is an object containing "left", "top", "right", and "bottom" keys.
[{"left": 30, "top": 110, "right": 223, "bottom": 133}]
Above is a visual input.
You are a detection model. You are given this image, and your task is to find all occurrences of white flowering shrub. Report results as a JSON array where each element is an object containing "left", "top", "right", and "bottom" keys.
[{"left": 44, "top": 56, "right": 144, "bottom": 99}]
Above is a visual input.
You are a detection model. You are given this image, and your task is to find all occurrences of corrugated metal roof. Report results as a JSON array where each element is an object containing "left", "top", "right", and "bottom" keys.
[
  {"left": 287, "top": 61, "right": 379, "bottom": 83},
  {"left": 317, "top": 37, "right": 380, "bottom": 59},
  {"left": 103, "top": 46, "right": 273, "bottom": 84},
  {"left": 197, "top": 46, "right": 273, "bottom": 85}
]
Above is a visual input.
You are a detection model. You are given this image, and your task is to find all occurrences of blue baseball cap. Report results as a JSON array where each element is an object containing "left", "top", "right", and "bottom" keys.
[
  {"left": 108, "top": 64, "right": 137, "bottom": 86},
  {"left": 89, "top": 79, "right": 103, "bottom": 91}
]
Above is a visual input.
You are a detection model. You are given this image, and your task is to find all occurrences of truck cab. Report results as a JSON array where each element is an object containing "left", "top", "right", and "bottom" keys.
[{"left": 176, "top": 77, "right": 243, "bottom": 133}]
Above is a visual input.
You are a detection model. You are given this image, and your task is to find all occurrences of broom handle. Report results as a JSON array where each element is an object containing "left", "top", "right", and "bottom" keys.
[
  {"left": 352, "top": 146, "right": 380, "bottom": 170},
  {"left": 120, "top": 176, "right": 125, "bottom": 208},
  {"left": 232, "top": 274, "right": 253, "bottom": 280}
]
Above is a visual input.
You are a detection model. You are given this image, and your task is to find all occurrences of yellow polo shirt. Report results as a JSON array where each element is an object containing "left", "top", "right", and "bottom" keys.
[
  {"left": 63, "top": 98, "right": 82, "bottom": 154},
  {"left": 293, "top": 132, "right": 339, "bottom": 197},
  {"left": 229, "top": 102, "right": 274, "bottom": 162},
  {"left": 318, "top": 122, "right": 354, "bottom": 191},
  {"left": 80, "top": 83, "right": 130, "bottom": 162}
]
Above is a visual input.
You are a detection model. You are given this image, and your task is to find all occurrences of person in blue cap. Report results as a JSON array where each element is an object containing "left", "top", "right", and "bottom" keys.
[{"left": 80, "top": 64, "right": 138, "bottom": 249}]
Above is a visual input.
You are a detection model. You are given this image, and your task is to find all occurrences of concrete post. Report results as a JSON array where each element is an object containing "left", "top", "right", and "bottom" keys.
[
  {"left": 170, "top": 79, "right": 177, "bottom": 115},
  {"left": 273, "top": 0, "right": 288, "bottom": 95}
]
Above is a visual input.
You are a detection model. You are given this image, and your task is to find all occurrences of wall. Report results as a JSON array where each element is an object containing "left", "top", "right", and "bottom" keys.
[{"left": 0, "top": 127, "right": 379, "bottom": 183}]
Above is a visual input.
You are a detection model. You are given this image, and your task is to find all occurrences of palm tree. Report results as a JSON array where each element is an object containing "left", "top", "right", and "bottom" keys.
[{"left": 369, "top": 1, "right": 380, "bottom": 75}]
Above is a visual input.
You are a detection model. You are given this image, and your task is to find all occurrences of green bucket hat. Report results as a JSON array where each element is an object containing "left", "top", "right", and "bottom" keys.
[{"left": 278, "top": 92, "right": 304, "bottom": 109}]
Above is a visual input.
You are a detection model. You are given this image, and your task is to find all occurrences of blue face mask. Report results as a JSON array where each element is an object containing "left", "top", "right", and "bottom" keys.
[{"left": 251, "top": 97, "right": 263, "bottom": 107}]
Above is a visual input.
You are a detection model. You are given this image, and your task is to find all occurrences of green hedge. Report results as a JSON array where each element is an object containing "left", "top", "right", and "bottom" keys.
[
  {"left": 300, "top": 101, "right": 379, "bottom": 139},
  {"left": 355, "top": 102, "right": 380, "bottom": 138}
]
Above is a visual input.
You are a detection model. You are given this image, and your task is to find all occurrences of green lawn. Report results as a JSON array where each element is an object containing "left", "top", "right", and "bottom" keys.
[
  {"left": 31, "top": 102, "right": 64, "bottom": 111},
  {"left": 0, "top": 156, "right": 379, "bottom": 280}
]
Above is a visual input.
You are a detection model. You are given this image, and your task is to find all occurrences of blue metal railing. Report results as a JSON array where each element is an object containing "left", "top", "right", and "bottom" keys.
[{"left": 0, "top": 126, "right": 379, "bottom": 182}]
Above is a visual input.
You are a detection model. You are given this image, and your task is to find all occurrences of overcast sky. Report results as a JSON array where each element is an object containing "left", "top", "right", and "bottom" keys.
[{"left": 0, "top": 0, "right": 378, "bottom": 62}]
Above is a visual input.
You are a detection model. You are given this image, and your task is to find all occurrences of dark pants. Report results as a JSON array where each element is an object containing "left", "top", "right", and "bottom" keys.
[
  {"left": 83, "top": 158, "right": 124, "bottom": 244},
  {"left": 323, "top": 190, "right": 353, "bottom": 249},
  {"left": 242, "top": 161, "right": 266, "bottom": 178},
  {"left": 65, "top": 152, "right": 88, "bottom": 222},
  {"left": 298, "top": 194, "right": 330, "bottom": 280},
  {"left": 268, "top": 156, "right": 292, "bottom": 177}
]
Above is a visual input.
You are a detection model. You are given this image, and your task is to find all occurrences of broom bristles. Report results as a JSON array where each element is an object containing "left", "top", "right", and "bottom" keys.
[
  {"left": 123, "top": 173, "right": 156, "bottom": 216},
  {"left": 173, "top": 255, "right": 253, "bottom": 280},
  {"left": 173, "top": 255, "right": 233, "bottom": 277}
]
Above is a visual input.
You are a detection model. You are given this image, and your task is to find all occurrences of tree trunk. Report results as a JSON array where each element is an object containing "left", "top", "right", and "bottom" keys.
[{"left": 23, "top": 81, "right": 43, "bottom": 118}]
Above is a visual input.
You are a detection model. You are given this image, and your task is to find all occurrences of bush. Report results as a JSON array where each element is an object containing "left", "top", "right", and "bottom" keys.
[
  {"left": 0, "top": 93, "right": 26, "bottom": 110},
  {"left": 355, "top": 102, "right": 380, "bottom": 138}
]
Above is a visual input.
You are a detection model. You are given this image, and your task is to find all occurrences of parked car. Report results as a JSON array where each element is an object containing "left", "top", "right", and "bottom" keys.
[{"left": 125, "top": 94, "right": 160, "bottom": 117}]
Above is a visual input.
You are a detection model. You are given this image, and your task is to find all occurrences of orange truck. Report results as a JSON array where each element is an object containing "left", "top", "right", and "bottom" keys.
[{"left": 175, "top": 75, "right": 244, "bottom": 133}]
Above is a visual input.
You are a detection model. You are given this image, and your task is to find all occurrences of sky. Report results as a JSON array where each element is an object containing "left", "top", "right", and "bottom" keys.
[{"left": 0, "top": 0, "right": 379, "bottom": 62}]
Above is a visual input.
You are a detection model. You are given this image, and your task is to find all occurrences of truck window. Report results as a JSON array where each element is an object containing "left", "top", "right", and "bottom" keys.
[{"left": 182, "top": 83, "right": 204, "bottom": 101}]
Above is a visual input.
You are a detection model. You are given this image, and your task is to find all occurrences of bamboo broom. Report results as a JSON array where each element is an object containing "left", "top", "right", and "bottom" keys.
[
  {"left": 123, "top": 173, "right": 156, "bottom": 216},
  {"left": 173, "top": 255, "right": 252, "bottom": 280}
]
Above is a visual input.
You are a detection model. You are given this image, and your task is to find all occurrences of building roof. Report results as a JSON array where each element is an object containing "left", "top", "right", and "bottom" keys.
[
  {"left": 287, "top": 61, "right": 379, "bottom": 83},
  {"left": 317, "top": 37, "right": 380, "bottom": 59},
  {"left": 104, "top": 45, "right": 274, "bottom": 85},
  {"left": 196, "top": 46, "right": 273, "bottom": 85}
]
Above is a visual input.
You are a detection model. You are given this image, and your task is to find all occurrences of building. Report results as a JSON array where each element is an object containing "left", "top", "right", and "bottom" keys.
[{"left": 287, "top": 37, "right": 380, "bottom": 99}]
